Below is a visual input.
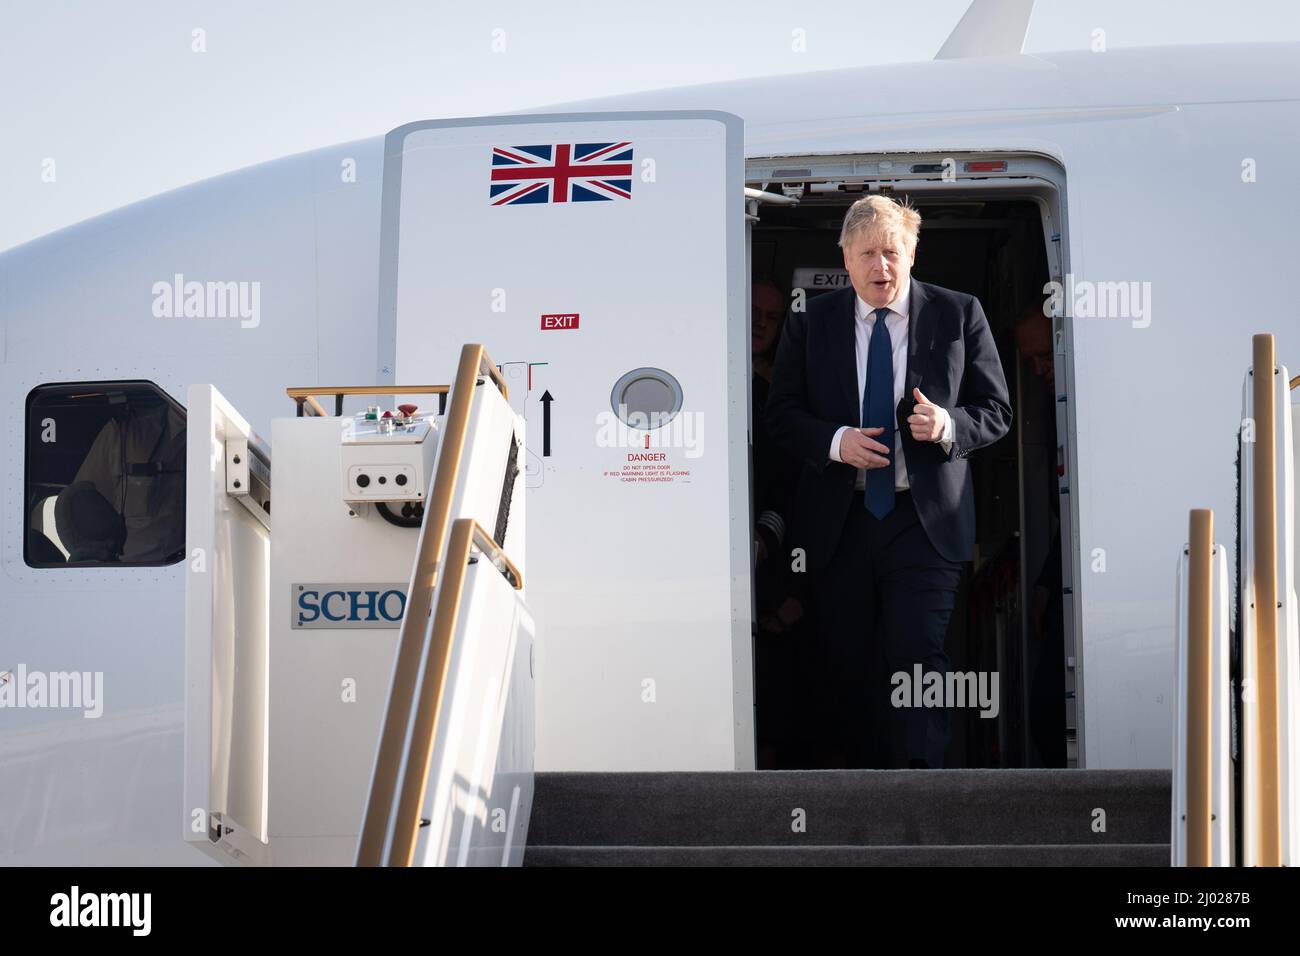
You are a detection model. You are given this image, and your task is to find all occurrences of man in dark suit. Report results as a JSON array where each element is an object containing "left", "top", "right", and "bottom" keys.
[{"left": 766, "top": 195, "right": 1011, "bottom": 769}]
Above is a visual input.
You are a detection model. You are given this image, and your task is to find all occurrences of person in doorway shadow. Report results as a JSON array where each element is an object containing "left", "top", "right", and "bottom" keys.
[
  {"left": 751, "top": 277, "right": 815, "bottom": 768},
  {"left": 1017, "top": 304, "right": 1067, "bottom": 767}
]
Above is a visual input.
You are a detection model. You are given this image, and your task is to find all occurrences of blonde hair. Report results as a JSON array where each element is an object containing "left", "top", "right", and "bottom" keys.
[{"left": 837, "top": 195, "right": 922, "bottom": 256}]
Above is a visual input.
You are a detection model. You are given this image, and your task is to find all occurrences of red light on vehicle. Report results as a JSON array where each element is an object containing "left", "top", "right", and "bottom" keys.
[{"left": 965, "top": 161, "right": 1008, "bottom": 172}]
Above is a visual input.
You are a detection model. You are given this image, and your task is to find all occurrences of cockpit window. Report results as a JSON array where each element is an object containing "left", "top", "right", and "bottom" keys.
[{"left": 24, "top": 382, "right": 186, "bottom": 568}]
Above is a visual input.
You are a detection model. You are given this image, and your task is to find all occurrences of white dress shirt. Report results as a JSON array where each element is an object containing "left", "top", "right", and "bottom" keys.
[{"left": 829, "top": 286, "right": 954, "bottom": 490}]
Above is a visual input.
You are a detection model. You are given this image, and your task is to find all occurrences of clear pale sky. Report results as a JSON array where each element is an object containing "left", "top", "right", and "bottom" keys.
[{"left": 2, "top": 0, "right": 1297, "bottom": 252}]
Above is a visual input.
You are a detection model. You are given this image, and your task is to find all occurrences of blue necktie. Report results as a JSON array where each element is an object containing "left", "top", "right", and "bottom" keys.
[{"left": 863, "top": 307, "right": 895, "bottom": 518}]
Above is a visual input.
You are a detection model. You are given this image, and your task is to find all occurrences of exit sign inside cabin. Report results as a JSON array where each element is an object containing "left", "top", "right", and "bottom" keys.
[{"left": 540, "top": 313, "right": 580, "bottom": 330}]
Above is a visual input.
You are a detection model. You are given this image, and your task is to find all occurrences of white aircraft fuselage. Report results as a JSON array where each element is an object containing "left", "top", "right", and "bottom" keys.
[{"left": 2, "top": 40, "right": 1297, "bottom": 864}]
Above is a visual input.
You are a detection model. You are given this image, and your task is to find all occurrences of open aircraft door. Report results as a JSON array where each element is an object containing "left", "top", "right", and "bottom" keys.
[
  {"left": 380, "top": 110, "right": 753, "bottom": 771},
  {"left": 183, "top": 385, "right": 273, "bottom": 865}
]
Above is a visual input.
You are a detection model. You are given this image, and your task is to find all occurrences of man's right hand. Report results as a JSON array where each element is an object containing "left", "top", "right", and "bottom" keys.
[{"left": 838, "top": 426, "right": 892, "bottom": 469}]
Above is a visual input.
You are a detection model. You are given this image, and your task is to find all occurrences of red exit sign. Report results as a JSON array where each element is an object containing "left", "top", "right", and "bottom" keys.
[{"left": 540, "top": 313, "right": 580, "bottom": 330}]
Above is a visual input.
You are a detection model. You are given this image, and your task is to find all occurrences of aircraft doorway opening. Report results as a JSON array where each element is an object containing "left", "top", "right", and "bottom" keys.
[{"left": 749, "top": 184, "right": 1071, "bottom": 770}]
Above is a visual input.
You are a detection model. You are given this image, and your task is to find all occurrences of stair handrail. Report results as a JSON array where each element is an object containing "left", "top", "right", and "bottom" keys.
[
  {"left": 286, "top": 384, "right": 452, "bottom": 418},
  {"left": 356, "top": 344, "right": 511, "bottom": 866},
  {"left": 387, "top": 517, "right": 521, "bottom": 866},
  {"left": 1248, "top": 334, "right": 1283, "bottom": 866},
  {"left": 1181, "top": 509, "right": 1215, "bottom": 866}
]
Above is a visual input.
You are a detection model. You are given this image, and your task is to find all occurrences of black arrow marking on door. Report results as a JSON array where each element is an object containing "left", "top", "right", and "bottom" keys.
[{"left": 540, "top": 390, "right": 553, "bottom": 457}]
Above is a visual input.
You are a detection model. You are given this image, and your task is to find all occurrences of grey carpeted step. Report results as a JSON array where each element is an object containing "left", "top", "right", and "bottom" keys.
[
  {"left": 528, "top": 769, "right": 1170, "bottom": 848},
  {"left": 524, "top": 843, "right": 1170, "bottom": 867}
]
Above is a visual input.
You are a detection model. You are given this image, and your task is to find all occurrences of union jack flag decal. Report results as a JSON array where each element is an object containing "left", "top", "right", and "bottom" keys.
[{"left": 490, "top": 142, "right": 634, "bottom": 205}]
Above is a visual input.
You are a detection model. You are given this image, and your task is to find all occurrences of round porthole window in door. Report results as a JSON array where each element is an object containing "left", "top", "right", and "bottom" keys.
[{"left": 610, "top": 367, "right": 683, "bottom": 430}]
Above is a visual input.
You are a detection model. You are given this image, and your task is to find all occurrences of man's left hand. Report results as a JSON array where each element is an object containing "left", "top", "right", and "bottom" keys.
[{"left": 908, "top": 387, "right": 947, "bottom": 442}]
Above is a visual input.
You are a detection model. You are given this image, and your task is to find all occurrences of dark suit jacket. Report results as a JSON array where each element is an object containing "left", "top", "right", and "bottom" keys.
[{"left": 765, "top": 278, "right": 1012, "bottom": 567}]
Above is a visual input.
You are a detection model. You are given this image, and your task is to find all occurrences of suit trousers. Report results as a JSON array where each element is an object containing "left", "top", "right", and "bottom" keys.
[{"left": 813, "top": 489, "right": 964, "bottom": 768}]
